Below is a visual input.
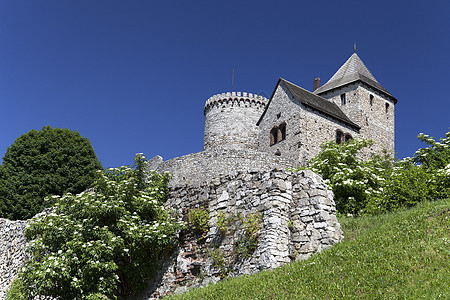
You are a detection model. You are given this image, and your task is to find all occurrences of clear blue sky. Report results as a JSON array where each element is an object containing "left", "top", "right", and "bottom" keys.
[{"left": 1, "top": 0, "right": 449, "bottom": 168}]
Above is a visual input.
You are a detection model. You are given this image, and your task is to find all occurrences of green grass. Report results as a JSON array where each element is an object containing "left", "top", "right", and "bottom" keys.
[{"left": 169, "top": 199, "right": 450, "bottom": 299}]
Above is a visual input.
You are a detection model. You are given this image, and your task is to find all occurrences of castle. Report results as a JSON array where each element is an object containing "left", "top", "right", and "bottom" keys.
[
  {"left": 0, "top": 52, "right": 397, "bottom": 299},
  {"left": 150, "top": 52, "right": 397, "bottom": 185}
]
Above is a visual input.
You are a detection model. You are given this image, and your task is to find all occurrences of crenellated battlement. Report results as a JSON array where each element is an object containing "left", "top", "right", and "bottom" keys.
[
  {"left": 203, "top": 92, "right": 269, "bottom": 151},
  {"left": 204, "top": 91, "right": 268, "bottom": 114}
]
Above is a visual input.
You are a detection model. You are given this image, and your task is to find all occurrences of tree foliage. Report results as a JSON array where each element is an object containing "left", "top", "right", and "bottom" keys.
[
  {"left": 7, "top": 154, "right": 184, "bottom": 299},
  {"left": 367, "top": 130, "right": 450, "bottom": 213},
  {"left": 0, "top": 126, "right": 102, "bottom": 220},
  {"left": 301, "top": 128, "right": 450, "bottom": 216}
]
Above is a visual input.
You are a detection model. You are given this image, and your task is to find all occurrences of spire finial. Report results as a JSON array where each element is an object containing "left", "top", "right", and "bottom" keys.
[{"left": 354, "top": 42, "right": 356, "bottom": 53}]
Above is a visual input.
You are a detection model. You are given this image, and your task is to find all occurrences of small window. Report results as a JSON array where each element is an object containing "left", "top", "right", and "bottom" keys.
[
  {"left": 279, "top": 123, "right": 286, "bottom": 140},
  {"left": 270, "top": 123, "right": 286, "bottom": 146},
  {"left": 340, "top": 93, "right": 346, "bottom": 105},
  {"left": 370, "top": 94, "right": 374, "bottom": 106},
  {"left": 336, "top": 130, "right": 344, "bottom": 144},
  {"left": 385, "top": 103, "right": 389, "bottom": 113},
  {"left": 345, "top": 134, "right": 353, "bottom": 142},
  {"left": 270, "top": 127, "right": 278, "bottom": 146}
]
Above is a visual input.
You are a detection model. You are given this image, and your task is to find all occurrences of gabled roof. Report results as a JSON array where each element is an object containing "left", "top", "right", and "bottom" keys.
[
  {"left": 257, "top": 78, "right": 360, "bottom": 130},
  {"left": 314, "top": 53, "right": 397, "bottom": 104}
]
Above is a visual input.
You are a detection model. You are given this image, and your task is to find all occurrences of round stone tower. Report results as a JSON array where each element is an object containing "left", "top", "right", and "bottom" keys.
[{"left": 203, "top": 92, "right": 268, "bottom": 151}]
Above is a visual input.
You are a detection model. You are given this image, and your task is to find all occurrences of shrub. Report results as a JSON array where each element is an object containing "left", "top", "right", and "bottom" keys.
[
  {"left": 216, "top": 211, "right": 234, "bottom": 235},
  {"left": 367, "top": 130, "right": 450, "bottom": 213},
  {"left": 188, "top": 207, "right": 210, "bottom": 240},
  {"left": 0, "top": 126, "right": 102, "bottom": 220},
  {"left": 302, "top": 139, "right": 389, "bottom": 216},
  {"left": 302, "top": 129, "right": 450, "bottom": 216},
  {"left": 235, "top": 212, "right": 262, "bottom": 259},
  {"left": 8, "top": 154, "right": 184, "bottom": 299}
]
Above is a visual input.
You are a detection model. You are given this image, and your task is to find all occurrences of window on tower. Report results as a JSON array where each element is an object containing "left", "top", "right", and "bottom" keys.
[
  {"left": 370, "top": 94, "right": 374, "bottom": 106},
  {"left": 340, "top": 93, "right": 346, "bottom": 105}
]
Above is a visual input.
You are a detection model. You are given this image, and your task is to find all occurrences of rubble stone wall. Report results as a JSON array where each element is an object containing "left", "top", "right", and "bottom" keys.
[
  {"left": 0, "top": 219, "right": 28, "bottom": 300},
  {"left": 135, "top": 168, "right": 343, "bottom": 299},
  {"left": 149, "top": 148, "right": 297, "bottom": 186},
  {"left": 0, "top": 169, "right": 343, "bottom": 300}
]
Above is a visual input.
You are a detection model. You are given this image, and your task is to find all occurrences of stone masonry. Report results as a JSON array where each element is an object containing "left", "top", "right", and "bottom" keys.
[
  {"left": 134, "top": 168, "right": 343, "bottom": 299},
  {"left": 0, "top": 218, "right": 28, "bottom": 300},
  {"left": 0, "top": 169, "right": 342, "bottom": 300}
]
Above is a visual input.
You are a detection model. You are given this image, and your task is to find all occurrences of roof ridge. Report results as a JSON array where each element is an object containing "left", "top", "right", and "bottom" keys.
[{"left": 279, "top": 79, "right": 360, "bottom": 129}]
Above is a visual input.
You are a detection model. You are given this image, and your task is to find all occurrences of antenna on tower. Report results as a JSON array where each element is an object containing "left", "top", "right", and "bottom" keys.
[
  {"left": 231, "top": 68, "right": 235, "bottom": 92},
  {"left": 354, "top": 42, "right": 357, "bottom": 53}
]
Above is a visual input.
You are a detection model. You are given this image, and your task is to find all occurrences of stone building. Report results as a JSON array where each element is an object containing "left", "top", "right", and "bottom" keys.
[
  {"left": 152, "top": 52, "right": 397, "bottom": 184},
  {"left": 0, "top": 51, "right": 396, "bottom": 299}
]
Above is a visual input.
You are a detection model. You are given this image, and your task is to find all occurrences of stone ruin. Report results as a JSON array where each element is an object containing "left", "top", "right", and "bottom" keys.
[{"left": 0, "top": 168, "right": 343, "bottom": 300}]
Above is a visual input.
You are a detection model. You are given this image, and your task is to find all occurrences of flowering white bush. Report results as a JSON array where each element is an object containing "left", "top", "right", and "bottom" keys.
[
  {"left": 8, "top": 154, "right": 184, "bottom": 299},
  {"left": 302, "top": 139, "right": 389, "bottom": 215},
  {"left": 367, "top": 129, "right": 450, "bottom": 212},
  {"left": 302, "top": 128, "right": 450, "bottom": 216}
]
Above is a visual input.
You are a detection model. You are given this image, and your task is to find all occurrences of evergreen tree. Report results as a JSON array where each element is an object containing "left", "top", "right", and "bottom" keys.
[{"left": 0, "top": 126, "right": 102, "bottom": 220}]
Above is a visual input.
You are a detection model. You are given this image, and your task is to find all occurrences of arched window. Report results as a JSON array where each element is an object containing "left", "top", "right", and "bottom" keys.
[
  {"left": 336, "top": 130, "right": 344, "bottom": 144},
  {"left": 370, "top": 94, "right": 374, "bottom": 106},
  {"left": 385, "top": 103, "right": 389, "bottom": 113},
  {"left": 345, "top": 134, "right": 353, "bottom": 142},
  {"left": 270, "top": 123, "right": 287, "bottom": 146}
]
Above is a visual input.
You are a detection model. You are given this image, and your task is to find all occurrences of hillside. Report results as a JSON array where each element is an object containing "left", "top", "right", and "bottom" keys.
[{"left": 170, "top": 199, "right": 450, "bottom": 299}]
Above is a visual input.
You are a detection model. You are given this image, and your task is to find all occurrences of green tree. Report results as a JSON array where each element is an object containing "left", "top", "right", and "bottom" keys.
[
  {"left": 0, "top": 126, "right": 102, "bottom": 220},
  {"left": 7, "top": 154, "right": 184, "bottom": 299}
]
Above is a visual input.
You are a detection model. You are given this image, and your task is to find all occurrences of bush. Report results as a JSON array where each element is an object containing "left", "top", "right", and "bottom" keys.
[
  {"left": 302, "top": 129, "right": 450, "bottom": 216},
  {"left": 235, "top": 212, "right": 262, "bottom": 259},
  {"left": 302, "top": 139, "right": 389, "bottom": 216},
  {"left": 367, "top": 130, "right": 450, "bottom": 213},
  {"left": 8, "top": 154, "right": 184, "bottom": 299},
  {"left": 188, "top": 207, "right": 210, "bottom": 240},
  {"left": 0, "top": 126, "right": 102, "bottom": 220}
]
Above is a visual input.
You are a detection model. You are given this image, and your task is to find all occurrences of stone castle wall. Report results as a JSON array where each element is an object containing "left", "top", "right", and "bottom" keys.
[
  {"left": 320, "top": 83, "right": 395, "bottom": 156},
  {"left": 0, "top": 169, "right": 343, "bottom": 300},
  {"left": 135, "top": 168, "right": 343, "bottom": 299},
  {"left": 257, "top": 83, "right": 359, "bottom": 165},
  {"left": 149, "top": 148, "right": 297, "bottom": 186},
  {"left": 203, "top": 92, "right": 268, "bottom": 151},
  {"left": 0, "top": 219, "right": 28, "bottom": 300}
]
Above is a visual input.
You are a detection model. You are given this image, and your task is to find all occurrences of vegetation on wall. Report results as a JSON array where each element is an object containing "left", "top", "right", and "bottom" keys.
[
  {"left": 0, "top": 126, "right": 103, "bottom": 220},
  {"left": 299, "top": 128, "right": 450, "bottom": 216},
  {"left": 188, "top": 207, "right": 210, "bottom": 241},
  {"left": 7, "top": 154, "right": 184, "bottom": 299},
  {"left": 235, "top": 212, "right": 262, "bottom": 259}
]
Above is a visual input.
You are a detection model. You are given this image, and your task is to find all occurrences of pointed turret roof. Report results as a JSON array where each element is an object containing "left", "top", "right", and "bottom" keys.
[{"left": 314, "top": 53, "right": 397, "bottom": 103}]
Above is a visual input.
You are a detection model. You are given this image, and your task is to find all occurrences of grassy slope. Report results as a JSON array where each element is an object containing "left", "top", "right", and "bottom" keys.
[{"left": 170, "top": 199, "right": 450, "bottom": 299}]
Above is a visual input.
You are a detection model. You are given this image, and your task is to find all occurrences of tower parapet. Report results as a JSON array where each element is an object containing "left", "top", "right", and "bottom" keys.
[{"left": 203, "top": 92, "right": 268, "bottom": 151}]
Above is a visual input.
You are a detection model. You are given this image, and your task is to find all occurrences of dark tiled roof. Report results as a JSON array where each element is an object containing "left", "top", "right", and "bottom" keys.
[
  {"left": 257, "top": 78, "right": 360, "bottom": 130},
  {"left": 314, "top": 53, "right": 397, "bottom": 104}
]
